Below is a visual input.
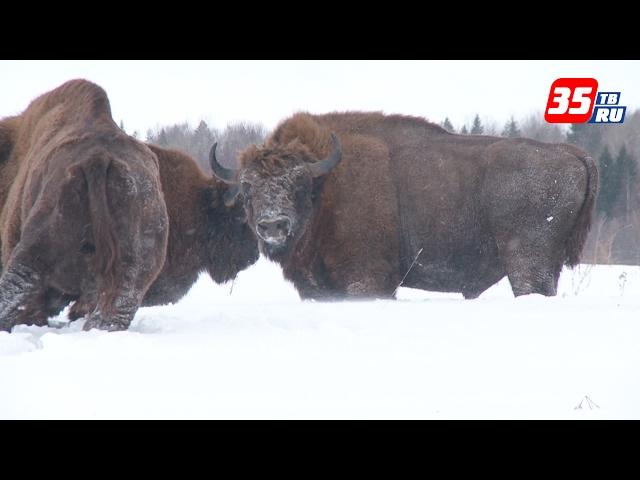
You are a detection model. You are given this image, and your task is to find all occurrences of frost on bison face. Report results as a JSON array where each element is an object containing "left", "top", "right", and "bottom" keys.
[{"left": 209, "top": 133, "right": 341, "bottom": 260}]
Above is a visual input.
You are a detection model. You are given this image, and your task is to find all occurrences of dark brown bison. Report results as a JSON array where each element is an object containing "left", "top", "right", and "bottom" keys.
[
  {"left": 211, "top": 111, "right": 598, "bottom": 300},
  {"left": 0, "top": 79, "right": 169, "bottom": 331},
  {"left": 0, "top": 79, "right": 258, "bottom": 332},
  {"left": 140, "top": 143, "right": 259, "bottom": 307}
]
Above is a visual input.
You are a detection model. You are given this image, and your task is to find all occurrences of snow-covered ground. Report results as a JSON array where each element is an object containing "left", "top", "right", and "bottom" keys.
[{"left": 1, "top": 258, "right": 639, "bottom": 419}]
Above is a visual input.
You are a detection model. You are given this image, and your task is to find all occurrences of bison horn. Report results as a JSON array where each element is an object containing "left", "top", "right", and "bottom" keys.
[
  {"left": 308, "top": 133, "right": 342, "bottom": 178},
  {"left": 209, "top": 143, "right": 239, "bottom": 184}
]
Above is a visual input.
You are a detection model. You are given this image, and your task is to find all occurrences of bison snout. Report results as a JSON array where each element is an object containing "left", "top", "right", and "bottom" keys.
[{"left": 256, "top": 216, "right": 291, "bottom": 244}]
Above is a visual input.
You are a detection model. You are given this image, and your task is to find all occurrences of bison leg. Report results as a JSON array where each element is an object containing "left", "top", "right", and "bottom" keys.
[
  {"left": 81, "top": 238, "right": 165, "bottom": 332},
  {"left": 323, "top": 270, "right": 398, "bottom": 300},
  {"left": 81, "top": 257, "right": 159, "bottom": 332},
  {"left": 462, "top": 289, "right": 482, "bottom": 300},
  {"left": 460, "top": 265, "right": 507, "bottom": 300},
  {"left": 295, "top": 256, "right": 398, "bottom": 300},
  {"left": 44, "top": 288, "right": 75, "bottom": 319},
  {"left": 504, "top": 252, "right": 562, "bottom": 297},
  {"left": 345, "top": 279, "right": 395, "bottom": 299},
  {"left": 81, "top": 243, "right": 165, "bottom": 332},
  {"left": 68, "top": 278, "right": 99, "bottom": 321},
  {"left": 495, "top": 232, "right": 564, "bottom": 298},
  {"left": 0, "top": 263, "right": 48, "bottom": 331},
  {"left": 68, "top": 294, "right": 98, "bottom": 321},
  {"left": 339, "top": 255, "right": 400, "bottom": 299},
  {"left": 83, "top": 306, "right": 137, "bottom": 332},
  {"left": 82, "top": 281, "right": 144, "bottom": 332}
]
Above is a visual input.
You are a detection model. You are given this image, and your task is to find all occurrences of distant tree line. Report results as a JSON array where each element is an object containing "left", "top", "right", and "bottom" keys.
[
  {"left": 124, "top": 109, "right": 640, "bottom": 266},
  {"left": 143, "top": 120, "right": 268, "bottom": 173},
  {"left": 440, "top": 113, "right": 563, "bottom": 142}
]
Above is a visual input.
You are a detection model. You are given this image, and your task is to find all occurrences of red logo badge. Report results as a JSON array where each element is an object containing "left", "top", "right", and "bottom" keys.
[{"left": 544, "top": 78, "right": 599, "bottom": 123}]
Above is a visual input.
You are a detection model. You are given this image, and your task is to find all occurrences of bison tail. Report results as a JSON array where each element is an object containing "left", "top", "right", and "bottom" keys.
[
  {"left": 78, "top": 156, "right": 121, "bottom": 309},
  {"left": 565, "top": 151, "right": 599, "bottom": 267}
]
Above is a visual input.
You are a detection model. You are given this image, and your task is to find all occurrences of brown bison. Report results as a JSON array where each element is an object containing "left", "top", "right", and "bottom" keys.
[
  {"left": 0, "top": 79, "right": 168, "bottom": 331},
  {"left": 0, "top": 79, "right": 258, "bottom": 332},
  {"left": 210, "top": 111, "right": 598, "bottom": 300},
  {"left": 140, "top": 143, "right": 259, "bottom": 307}
]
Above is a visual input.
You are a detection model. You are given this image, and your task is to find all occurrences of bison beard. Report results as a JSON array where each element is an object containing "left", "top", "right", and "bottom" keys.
[{"left": 213, "top": 111, "right": 597, "bottom": 300}]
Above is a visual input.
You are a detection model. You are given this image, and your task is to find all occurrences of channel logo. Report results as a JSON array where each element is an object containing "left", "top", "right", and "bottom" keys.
[
  {"left": 544, "top": 78, "right": 626, "bottom": 124},
  {"left": 589, "top": 92, "right": 626, "bottom": 124}
]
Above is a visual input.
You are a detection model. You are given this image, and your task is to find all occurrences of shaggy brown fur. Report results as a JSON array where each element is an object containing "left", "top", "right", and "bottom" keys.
[
  {"left": 0, "top": 79, "right": 169, "bottom": 331},
  {"left": 0, "top": 80, "right": 260, "bottom": 331},
  {"left": 141, "top": 144, "right": 259, "bottom": 307},
  {"left": 221, "top": 111, "right": 597, "bottom": 299}
]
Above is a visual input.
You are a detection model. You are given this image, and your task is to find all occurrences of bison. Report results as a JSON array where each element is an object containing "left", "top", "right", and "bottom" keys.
[
  {"left": 0, "top": 79, "right": 169, "bottom": 331},
  {"left": 0, "top": 79, "right": 258, "bottom": 332},
  {"left": 210, "top": 111, "right": 598, "bottom": 300},
  {"left": 140, "top": 143, "right": 259, "bottom": 307}
]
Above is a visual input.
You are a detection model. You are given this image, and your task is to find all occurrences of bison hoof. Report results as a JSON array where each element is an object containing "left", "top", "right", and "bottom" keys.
[
  {"left": 83, "top": 314, "right": 129, "bottom": 332},
  {"left": 68, "top": 301, "right": 94, "bottom": 321}
]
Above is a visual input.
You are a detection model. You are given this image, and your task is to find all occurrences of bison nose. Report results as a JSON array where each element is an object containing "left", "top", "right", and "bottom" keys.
[{"left": 256, "top": 216, "right": 291, "bottom": 243}]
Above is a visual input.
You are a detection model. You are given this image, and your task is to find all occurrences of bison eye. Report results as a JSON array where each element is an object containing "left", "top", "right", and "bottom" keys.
[
  {"left": 80, "top": 242, "right": 96, "bottom": 254},
  {"left": 241, "top": 182, "right": 252, "bottom": 195}
]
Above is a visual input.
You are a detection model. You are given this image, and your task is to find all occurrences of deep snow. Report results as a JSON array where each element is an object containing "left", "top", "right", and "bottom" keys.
[{"left": 1, "top": 258, "right": 639, "bottom": 419}]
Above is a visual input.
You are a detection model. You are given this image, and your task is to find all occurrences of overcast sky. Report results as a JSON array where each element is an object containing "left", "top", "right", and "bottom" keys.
[{"left": 1, "top": 60, "right": 639, "bottom": 136}]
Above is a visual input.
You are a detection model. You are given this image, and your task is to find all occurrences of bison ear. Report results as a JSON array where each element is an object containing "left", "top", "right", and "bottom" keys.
[
  {"left": 308, "top": 132, "right": 342, "bottom": 178},
  {"left": 223, "top": 184, "right": 240, "bottom": 207},
  {"left": 0, "top": 123, "right": 14, "bottom": 165}
]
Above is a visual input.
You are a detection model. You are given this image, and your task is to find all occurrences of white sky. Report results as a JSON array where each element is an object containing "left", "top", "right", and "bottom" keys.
[{"left": 1, "top": 60, "right": 639, "bottom": 136}]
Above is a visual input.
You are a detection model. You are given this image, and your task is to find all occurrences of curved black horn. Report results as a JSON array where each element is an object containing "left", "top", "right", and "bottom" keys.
[
  {"left": 209, "top": 143, "right": 239, "bottom": 184},
  {"left": 308, "top": 133, "right": 342, "bottom": 178}
]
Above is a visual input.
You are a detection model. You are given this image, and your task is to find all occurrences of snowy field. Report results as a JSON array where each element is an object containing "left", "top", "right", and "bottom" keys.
[{"left": 1, "top": 257, "right": 639, "bottom": 419}]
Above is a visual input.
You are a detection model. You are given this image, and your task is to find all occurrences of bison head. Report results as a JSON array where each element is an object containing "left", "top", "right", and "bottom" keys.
[{"left": 209, "top": 133, "right": 342, "bottom": 258}]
